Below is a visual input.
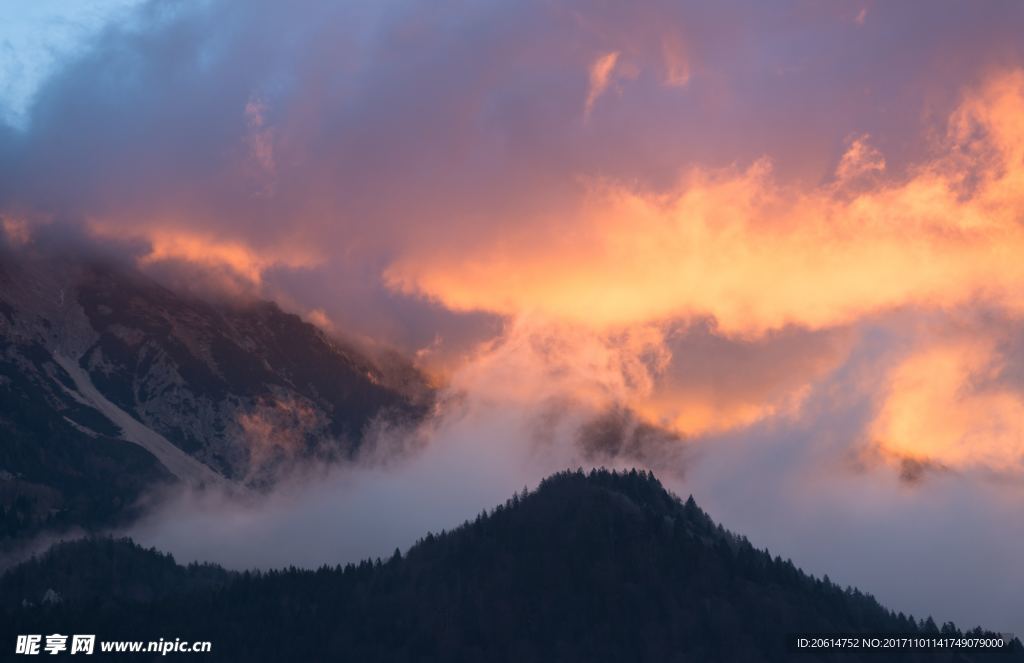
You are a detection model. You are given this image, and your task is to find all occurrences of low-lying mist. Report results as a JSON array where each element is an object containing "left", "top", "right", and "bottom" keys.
[{"left": 117, "top": 319, "right": 1024, "bottom": 636}]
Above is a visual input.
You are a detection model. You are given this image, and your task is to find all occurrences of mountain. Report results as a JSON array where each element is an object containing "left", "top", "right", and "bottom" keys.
[
  {"left": 3, "top": 469, "right": 1019, "bottom": 662},
  {"left": 0, "top": 246, "right": 431, "bottom": 546}
]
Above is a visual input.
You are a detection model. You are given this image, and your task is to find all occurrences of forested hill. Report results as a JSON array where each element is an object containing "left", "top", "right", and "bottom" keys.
[{"left": 2, "top": 469, "right": 1021, "bottom": 662}]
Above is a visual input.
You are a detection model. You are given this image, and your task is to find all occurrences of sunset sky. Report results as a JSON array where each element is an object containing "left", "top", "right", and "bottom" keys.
[{"left": 3, "top": 0, "right": 1024, "bottom": 633}]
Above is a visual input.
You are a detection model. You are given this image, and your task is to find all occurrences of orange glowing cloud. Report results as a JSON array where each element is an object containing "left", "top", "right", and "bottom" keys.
[
  {"left": 871, "top": 332, "right": 1024, "bottom": 472},
  {"left": 385, "top": 70, "right": 1024, "bottom": 338},
  {"left": 91, "top": 224, "right": 320, "bottom": 286},
  {"left": 635, "top": 324, "right": 853, "bottom": 436},
  {"left": 834, "top": 134, "right": 885, "bottom": 183},
  {"left": 448, "top": 317, "right": 671, "bottom": 410},
  {"left": 437, "top": 313, "right": 854, "bottom": 444}
]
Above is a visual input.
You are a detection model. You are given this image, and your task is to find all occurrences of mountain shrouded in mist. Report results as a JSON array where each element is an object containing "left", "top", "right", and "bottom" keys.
[
  {"left": 2, "top": 470, "right": 1020, "bottom": 662},
  {"left": 0, "top": 246, "right": 430, "bottom": 546}
]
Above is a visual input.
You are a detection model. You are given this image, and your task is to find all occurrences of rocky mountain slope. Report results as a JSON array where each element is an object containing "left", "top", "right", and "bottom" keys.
[{"left": 0, "top": 246, "right": 430, "bottom": 545}]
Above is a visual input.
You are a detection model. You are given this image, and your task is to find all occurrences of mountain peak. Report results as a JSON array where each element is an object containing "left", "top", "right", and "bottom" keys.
[{"left": 1, "top": 250, "right": 431, "bottom": 547}]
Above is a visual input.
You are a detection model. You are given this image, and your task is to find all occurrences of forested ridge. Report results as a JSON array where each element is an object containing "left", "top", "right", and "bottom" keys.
[{"left": 3, "top": 469, "right": 1020, "bottom": 662}]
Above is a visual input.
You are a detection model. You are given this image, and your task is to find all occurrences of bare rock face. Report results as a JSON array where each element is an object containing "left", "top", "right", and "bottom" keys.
[{"left": 0, "top": 246, "right": 431, "bottom": 544}]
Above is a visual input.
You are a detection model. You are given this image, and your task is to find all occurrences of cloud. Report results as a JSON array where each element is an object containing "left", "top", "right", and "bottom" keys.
[
  {"left": 2, "top": 0, "right": 1023, "bottom": 470},
  {"left": 129, "top": 227, "right": 319, "bottom": 286},
  {"left": 584, "top": 51, "right": 619, "bottom": 117},
  {"left": 387, "top": 71, "right": 1024, "bottom": 338},
  {"left": 637, "top": 321, "right": 854, "bottom": 436},
  {"left": 869, "top": 315, "right": 1024, "bottom": 474},
  {"left": 3, "top": 0, "right": 1024, "bottom": 636},
  {"left": 834, "top": 134, "right": 885, "bottom": 183}
]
